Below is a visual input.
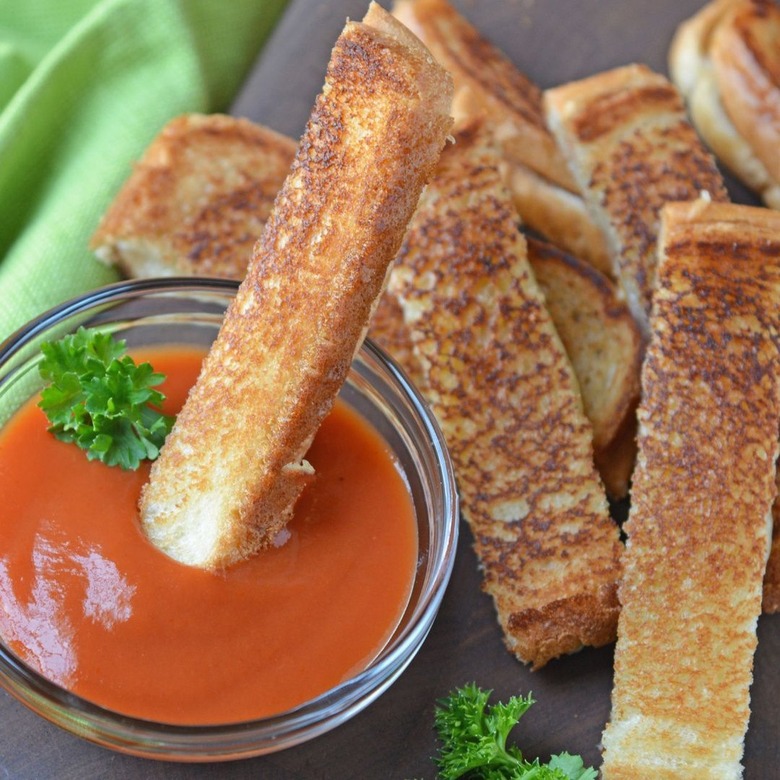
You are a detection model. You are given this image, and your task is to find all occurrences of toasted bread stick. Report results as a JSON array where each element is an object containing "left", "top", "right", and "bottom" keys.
[
  {"left": 389, "top": 122, "right": 622, "bottom": 669},
  {"left": 710, "top": 0, "right": 780, "bottom": 193},
  {"left": 601, "top": 201, "right": 780, "bottom": 778},
  {"left": 393, "top": 0, "right": 573, "bottom": 189},
  {"left": 684, "top": 67, "right": 780, "bottom": 207},
  {"left": 526, "top": 237, "right": 641, "bottom": 499},
  {"left": 392, "top": 0, "right": 613, "bottom": 274},
  {"left": 369, "top": 291, "right": 425, "bottom": 388},
  {"left": 91, "top": 114, "right": 297, "bottom": 279},
  {"left": 669, "top": 0, "right": 780, "bottom": 209},
  {"left": 373, "top": 235, "right": 641, "bottom": 501},
  {"left": 139, "top": 4, "right": 453, "bottom": 568},
  {"left": 544, "top": 64, "right": 729, "bottom": 336}
]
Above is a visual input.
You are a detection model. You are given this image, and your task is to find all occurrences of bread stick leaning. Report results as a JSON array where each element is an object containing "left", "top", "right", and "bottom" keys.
[
  {"left": 544, "top": 64, "right": 729, "bottom": 336},
  {"left": 139, "top": 3, "right": 453, "bottom": 568},
  {"left": 388, "top": 122, "right": 622, "bottom": 669},
  {"left": 601, "top": 201, "right": 780, "bottom": 778}
]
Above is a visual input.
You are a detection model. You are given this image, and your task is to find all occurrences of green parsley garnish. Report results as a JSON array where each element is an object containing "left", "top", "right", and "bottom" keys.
[
  {"left": 433, "top": 684, "right": 597, "bottom": 780},
  {"left": 37, "top": 326, "right": 174, "bottom": 470}
]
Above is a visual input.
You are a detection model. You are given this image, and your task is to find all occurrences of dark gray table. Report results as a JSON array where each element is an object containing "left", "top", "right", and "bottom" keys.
[{"left": 1, "top": 1, "right": 774, "bottom": 777}]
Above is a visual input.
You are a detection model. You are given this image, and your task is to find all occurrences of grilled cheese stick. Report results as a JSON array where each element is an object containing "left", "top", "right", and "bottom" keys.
[
  {"left": 393, "top": 0, "right": 572, "bottom": 189},
  {"left": 139, "top": 3, "right": 453, "bottom": 568},
  {"left": 544, "top": 64, "right": 729, "bottom": 336},
  {"left": 91, "top": 114, "right": 296, "bottom": 279},
  {"left": 672, "top": 1, "right": 780, "bottom": 613},
  {"left": 373, "top": 236, "right": 641, "bottom": 501},
  {"left": 669, "top": 0, "right": 780, "bottom": 209},
  {"left": 668, "top": 0, "right": 737, "bottom": 96},
  {"left": 392, "top": 0, "right": 612, "bottom": 274},
  {"left": 388, "top": 123, "right": 622, "bottom": 669},
  {"left": 685, "top": 67, "right": 780, "bottom": 205},
  {"left": 710, "top": 0, "right": 780, "bottom": 204},
  {"left": 601, "top": 201, "right": 780, "bottom": 778},
  {"left": 526, "top": 238, "right": 641, "bottom": 499}
]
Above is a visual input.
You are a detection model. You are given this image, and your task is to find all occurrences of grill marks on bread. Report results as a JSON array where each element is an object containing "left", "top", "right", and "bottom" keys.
[
  {"left": 601, "top": 201, "right": 780, "bottom": 778},
  {"left": 388, "top": 124, "right": 622, "bottom": 669},
  {"left": 544, "top": 64, "right": 729, "bottom": 336},
  {"left": 139, "top": 4, "right": 453, "bottom": 569},
  {"left": 90, "top": 115, "right": 296, "bottom": 279}
]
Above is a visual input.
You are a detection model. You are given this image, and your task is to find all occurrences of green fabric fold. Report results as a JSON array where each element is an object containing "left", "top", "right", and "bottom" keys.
[{"left": 0, "top": 0, "right": 287, "bottom": 344}]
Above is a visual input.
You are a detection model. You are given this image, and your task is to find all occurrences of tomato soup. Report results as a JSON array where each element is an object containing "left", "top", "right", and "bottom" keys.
[{"left": 0, "top": 347, "right": 418, "bottom": 725}]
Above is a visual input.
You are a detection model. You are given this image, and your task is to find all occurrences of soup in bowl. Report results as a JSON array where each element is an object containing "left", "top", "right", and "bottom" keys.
[{"left": 0, "top": 278, "right": 458, "bottom": 761}]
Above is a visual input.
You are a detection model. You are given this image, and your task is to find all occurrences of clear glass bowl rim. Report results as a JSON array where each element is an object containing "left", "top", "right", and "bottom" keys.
[{"left": 0, "top": 277, "right": 459, "bottom": 761}]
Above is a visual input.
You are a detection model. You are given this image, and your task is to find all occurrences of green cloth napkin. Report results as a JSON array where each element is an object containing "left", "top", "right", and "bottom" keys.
[{"left": 0, "top": 0, "right": 287, "bottom": 344}]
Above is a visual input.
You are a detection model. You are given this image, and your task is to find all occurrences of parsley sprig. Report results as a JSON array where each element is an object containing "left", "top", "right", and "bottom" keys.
[
  {"left": 37, "top": 327, "right": 174, "bottom": 470},
  {"left": 433, "top": 684, "right": 597, "bottom": 780}
]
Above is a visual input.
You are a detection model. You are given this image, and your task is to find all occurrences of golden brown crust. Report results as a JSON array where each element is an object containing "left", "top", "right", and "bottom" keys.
[
  {"left": 139, "top": 4, "right": 453, "bottom": 568},
  {"left": 526, "top": 237, "right": 641, "bottom": 498},
  {"left": 601, "top": 200, "right": 780, "bottom": 777},
  {"left": 369, "top": 291, "right": 425, "bottom": 388},
  {"left": 544, "top": 64, "right": 729, "bottom": 336},
  {"left": 388, "top": 123, "right": 622, "bottom": 669},
  {"left": 90, "top": 114, "right": 296, "bottom": 279},
  {"left": 505, "top": 583, "right": 620, "bottom": 666}
]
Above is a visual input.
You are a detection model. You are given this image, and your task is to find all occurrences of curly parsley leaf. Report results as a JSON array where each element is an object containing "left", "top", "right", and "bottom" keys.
[
  {"left": 433, "top": 684, "right": 597, "bottom": 780},
  {"left": 38, "top": 327, "right": 174, "bottom": 470}
]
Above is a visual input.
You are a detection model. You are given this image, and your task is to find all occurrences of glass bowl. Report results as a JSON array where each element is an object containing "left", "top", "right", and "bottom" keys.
[{"left": 0, "top": 278, "right": 458, "bottom": 761}]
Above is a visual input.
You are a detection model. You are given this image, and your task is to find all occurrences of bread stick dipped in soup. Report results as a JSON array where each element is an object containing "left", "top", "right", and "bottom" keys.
[{"left": 0, "top": 3, "right": 453, "bottom": 727}]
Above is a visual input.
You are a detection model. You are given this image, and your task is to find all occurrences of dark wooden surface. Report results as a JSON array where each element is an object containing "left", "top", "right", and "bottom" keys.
[{"left": 1, "top": 1, "right": 776, "bottom": 777}]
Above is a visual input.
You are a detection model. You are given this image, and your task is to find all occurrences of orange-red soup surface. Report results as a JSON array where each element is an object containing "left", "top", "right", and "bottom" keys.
[{"left": 0, "top": 348, "right": 417, "bottom": 725}]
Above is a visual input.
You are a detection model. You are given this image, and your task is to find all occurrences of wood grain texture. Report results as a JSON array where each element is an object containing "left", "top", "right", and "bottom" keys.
[{"left": 1, "top": 1, "right": 775, "bottom": 778}]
